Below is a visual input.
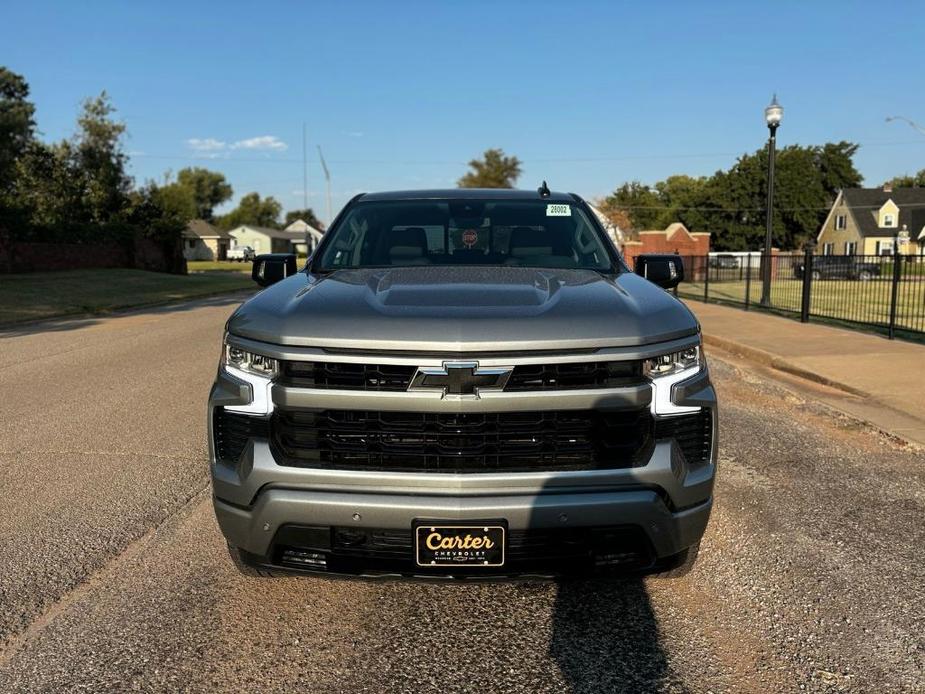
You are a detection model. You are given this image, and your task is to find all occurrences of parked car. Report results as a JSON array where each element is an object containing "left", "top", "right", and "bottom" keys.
[
  {"left": 793, "top": 255, "right": 881, "bottom": 281},
  {"left": 209, "top": 188, "right": 717, "bottom": 579},
  {"left": 709, "top": 254, "right": 739, "bottom": 269},
  {"left": 227, "top": 245, "right": 255, "bottom": 262}
]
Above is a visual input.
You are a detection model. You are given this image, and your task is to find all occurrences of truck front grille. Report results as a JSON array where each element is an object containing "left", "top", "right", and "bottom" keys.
[
  {"left": 271, "top": 408, "right": 654, "bottom": 473},
  {"left": 278, "top": 360, "right": 644, "bottom": 391}
]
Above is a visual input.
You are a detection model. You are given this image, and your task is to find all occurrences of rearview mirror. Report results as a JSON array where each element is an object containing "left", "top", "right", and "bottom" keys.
[
  {"left": 634, "top": 254, "right": 684, "bottom": 289},
  {"left": 252, "top": 253, "right": 297, "bottom": 287}
]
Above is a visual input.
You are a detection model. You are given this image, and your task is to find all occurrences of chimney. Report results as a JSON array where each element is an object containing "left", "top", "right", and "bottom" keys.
[{"left": 883, "top": 182, "right": 893, "bottom": 193}]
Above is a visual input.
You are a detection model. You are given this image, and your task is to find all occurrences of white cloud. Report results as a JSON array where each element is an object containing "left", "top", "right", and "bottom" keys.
[
  {"left": 231, "top": 135, "right": 288, "bottom": 151},
  {"left": 346, "top": 131, "right": 364, "bottom": 138},
  {"left": 186, "top": 137, "right": 227, "bottom": 152}
]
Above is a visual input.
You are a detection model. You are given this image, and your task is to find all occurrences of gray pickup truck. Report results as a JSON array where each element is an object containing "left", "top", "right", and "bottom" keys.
[{"left": 209, "top": 188, "right": 717, "bottom": 578}]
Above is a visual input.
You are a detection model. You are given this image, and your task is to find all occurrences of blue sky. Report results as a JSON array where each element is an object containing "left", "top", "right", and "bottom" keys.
[{"left": 4, "top": 0, "right": 924, "bottom": 224}]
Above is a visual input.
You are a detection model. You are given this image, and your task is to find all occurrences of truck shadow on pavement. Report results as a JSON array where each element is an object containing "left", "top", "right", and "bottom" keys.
[
  {"left": 0, "top": 292, "right": 250, "bottom": 338},
  {"left": 549, "top": 578, "right": 669, "bottom": 693}
]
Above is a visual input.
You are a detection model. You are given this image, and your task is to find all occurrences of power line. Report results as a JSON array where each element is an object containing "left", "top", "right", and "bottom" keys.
[{"left": 125, "top": 139, "right": 925, "bottom": 167}]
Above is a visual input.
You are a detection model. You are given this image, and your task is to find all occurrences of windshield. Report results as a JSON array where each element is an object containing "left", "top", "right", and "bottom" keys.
[{"left": 316, "top": 199, "right": 616, "bottom": 271}]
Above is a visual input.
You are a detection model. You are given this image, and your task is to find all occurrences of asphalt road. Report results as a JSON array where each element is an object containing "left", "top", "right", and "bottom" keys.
[{"left": 0, "top": 297, "right": 923, "bottom": 693}]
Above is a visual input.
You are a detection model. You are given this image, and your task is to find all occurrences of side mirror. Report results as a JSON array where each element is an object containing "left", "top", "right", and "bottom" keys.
[
  {"left": 634, "top": 254, "right": 684, "bottom": 289},
  {"left": 252, "top": 253, "right": 297, "bottom": 287}
]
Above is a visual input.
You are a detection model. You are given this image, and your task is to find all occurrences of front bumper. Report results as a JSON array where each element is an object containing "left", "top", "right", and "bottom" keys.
[{"left": 209, "top": 342, "right": 718, "bottom": 578}]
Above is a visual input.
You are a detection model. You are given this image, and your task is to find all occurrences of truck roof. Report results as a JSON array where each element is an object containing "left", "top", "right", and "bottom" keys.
[{"left": 358, "top": 188, "right": 577, "bottom": 203}]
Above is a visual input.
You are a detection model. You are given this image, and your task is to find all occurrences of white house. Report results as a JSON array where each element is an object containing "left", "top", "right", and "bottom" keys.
[
  {"left": 284, "top": 219, "right": 324, "bottom": 254},
  {"left": 228, "top": 225, "right": 309, "bottom": 256}
]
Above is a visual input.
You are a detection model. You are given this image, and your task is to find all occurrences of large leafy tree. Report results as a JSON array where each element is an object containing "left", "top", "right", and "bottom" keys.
[
  {"left": 601, "top": 182, "right": 664, "bottom": 231},
  {"left": 174, "top": 167, "right": 232, "bottom": 220},
  {"left": 285, "top": 208, "right": 325, "bottom": 231},
  {"left": 218, "top": 192, "right": 282, "bottom": 229},
  {"left": 0, "top": 67, "right": 35, "bottom": 193},
  {"left": 458, "top": 148, "right": 522, "bottom": 188},
  {"left": 73, "top": 92, "right": 130, "bottom": 222}
]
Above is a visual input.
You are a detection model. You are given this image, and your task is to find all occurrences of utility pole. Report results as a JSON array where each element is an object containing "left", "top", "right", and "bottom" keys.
[
  {"left": 317, "top": 145, "right": 332, "bottom": 225},
  {"left": 302, "top": 122, "right": 309, "bottom": 211}
]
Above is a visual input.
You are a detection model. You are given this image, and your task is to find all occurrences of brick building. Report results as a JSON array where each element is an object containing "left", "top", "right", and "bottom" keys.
[{"left": 621, "top": 223, "right": 711, "bottom": 271}]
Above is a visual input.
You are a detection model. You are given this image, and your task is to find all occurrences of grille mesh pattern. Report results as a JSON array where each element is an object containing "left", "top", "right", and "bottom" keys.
[
  {"left": 213, "top": 409, "right": 270, "bottom": 461},
  {"left": 505, "top": 361, "right": 643, "bottom": 390},
  {"left": 279, "top": 360, "right": 644, "bottom": 391},
  {"left": 271, "top": 408, "right": 654, "bottom": 473},
  {"left": 654, "top": 409, "right": 713, "bottom": 466},
  {"left": 280, "top": 361, "right": 416, "bottom": 391}
]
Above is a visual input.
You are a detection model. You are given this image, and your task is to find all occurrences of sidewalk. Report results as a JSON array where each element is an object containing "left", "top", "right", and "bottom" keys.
[{"left": 685, "top": 300, "right": 925, "bottom": 446}]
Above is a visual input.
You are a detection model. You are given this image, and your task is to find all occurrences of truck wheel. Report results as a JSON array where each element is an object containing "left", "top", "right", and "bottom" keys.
[
  {"left": 858, "top": 270, "right": 872, "bottom": 281},
  {"left": 227, "top": 543, "right": 283, "bottom": 578},
  {"left": 811, "top": 270, "right": 822, "bottom": 281},
  {"left": 652, "top": 541, "right": 700, "bottom": 578}
]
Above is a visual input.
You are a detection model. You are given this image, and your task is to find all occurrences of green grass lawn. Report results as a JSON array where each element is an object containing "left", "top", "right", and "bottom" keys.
[
  {"left": 0, "top": 267, "right": 254, "bottom": 325},
  {"left": 187, "top": 260, "right": 253, "bottom": 273},
  {"left": 679, "top": 278, "right": 925, "bottom": 333}
]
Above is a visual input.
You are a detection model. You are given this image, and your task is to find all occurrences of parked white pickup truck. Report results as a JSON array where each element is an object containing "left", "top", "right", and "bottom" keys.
[{"left": 227, "top": 246, "right": 255, "bottom": 262}]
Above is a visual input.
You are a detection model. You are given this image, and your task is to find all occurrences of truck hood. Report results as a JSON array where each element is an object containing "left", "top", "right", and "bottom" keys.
[{"left": 227, "top": 267, "right": 699, "bottom": 351}]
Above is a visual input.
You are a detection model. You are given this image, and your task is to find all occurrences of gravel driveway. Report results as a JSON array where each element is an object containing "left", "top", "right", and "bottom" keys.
[{"left": 0, "top": 298, "right": 922, "bottom": 692}]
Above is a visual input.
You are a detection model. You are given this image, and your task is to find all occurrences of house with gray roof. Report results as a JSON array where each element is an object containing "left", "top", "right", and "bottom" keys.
[
  {"left": 228, "top": 224, "right": 309, "bottom": 256},
  {"left": 182, "top": 219, "right": 232, "bottom": 261},
  {"left": 817, "top": 184, "right": 925, "bottom": 257}
]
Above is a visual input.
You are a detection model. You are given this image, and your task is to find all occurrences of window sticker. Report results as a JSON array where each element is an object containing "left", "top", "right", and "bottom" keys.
[{"left": 546, "top": 204, "right": 571, "bottom": 217}]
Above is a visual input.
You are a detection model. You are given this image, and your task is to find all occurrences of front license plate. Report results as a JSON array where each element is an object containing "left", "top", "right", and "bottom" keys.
[{"left": 414, "top": 522, "right": 506, "bottom": 567}]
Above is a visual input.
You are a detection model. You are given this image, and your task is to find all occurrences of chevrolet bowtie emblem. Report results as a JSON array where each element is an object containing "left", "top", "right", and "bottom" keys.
[{"left": 408, "top": 361, "right": 513, "bottom": 398}]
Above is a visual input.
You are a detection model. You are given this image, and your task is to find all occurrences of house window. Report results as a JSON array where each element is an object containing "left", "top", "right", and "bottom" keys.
[
  {"left": 844, "top": 241, "right": 857, "bottom": 256},
  {"left": 187, "top": 240, "right": 196, "bottom": 249},
  {"left": 835, "top": 214, "right": 847, "bottom": 230},
  {"left": 875, "top": 240, "right": 894, "bottom": 256},
  {"left": 822, "top": 242, "right": 834, "bottom": 255},
  {"left": 883, "top": 213, "right": 895, "bottom": 228}
]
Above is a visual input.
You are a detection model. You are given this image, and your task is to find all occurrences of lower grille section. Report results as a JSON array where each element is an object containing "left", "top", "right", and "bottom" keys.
[
  {"left": 267, "top": 524, "right": 655, "bottom": 575},
  {"left": 654, "top": 409, "right": 713, "bottom": 466},
  {"left": 271, "top": 408, "right": 654, "bottom": 473},
  {"left": 213, "top": 409, "right": 270, "bottom": 461}
]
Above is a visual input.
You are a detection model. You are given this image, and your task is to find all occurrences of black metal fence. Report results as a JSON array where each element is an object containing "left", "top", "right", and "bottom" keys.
[{"left": 673, "top": 251, "right": 925, "bottom": 340}]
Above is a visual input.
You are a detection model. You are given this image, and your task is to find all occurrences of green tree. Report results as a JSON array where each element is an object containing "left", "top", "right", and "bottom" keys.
[
  {"left": 457, "top": 148, "right": 522, "bottom": 188},
  {"left": 602, "top": 182, "right": 664, "bottom": 230},
  {"left": 12, "top": 141, "right": 86, "bottom": 225},
  {"left": 0, "top": 67, "right": 35, "bottom": 192},
  {"left": 73, "top": 92, "right": 130, "bottom": 222},
  {"left": 889, "top": 169, "right": 925, "bottom": 188},
  {"left": 285, "top": 208, "right": 325, "bottom": 230},
  {"left": 154, "top": 179, "right": 197, "bottom": 222},
  {"left": 173, "top": 167, "right": 232, "bottom": 220},
  {"left": 218, "top": 192, "right": 282, "bottom": 229}
]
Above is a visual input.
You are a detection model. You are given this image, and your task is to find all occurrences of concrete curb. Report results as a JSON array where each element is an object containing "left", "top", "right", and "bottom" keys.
[{"left": 702, "top": 333, "right": 870, "bottom": 398}]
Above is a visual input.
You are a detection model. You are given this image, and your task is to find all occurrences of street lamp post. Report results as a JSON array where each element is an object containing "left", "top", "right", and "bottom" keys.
[{"left": 760, "top": 95, "right": 783, "bottom": 307}]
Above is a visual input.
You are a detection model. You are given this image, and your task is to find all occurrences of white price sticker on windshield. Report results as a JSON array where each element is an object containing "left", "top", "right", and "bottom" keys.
[{"left": 546, "top": 204, "right": 571, "bottom": 217}]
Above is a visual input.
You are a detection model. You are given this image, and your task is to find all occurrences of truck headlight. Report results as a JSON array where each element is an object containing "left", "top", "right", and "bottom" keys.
[
  {"left": 220, "top": 337, "right": 277, "bottom": 415},
  {"left": 223, "top": 344, "right": 279, "bottom": 378},
  {"left": 645, "top": 346, "right": 702, "bottom": 416},
  {"left": 643, "top": 347, "right": 700, "bottom": 379}
]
